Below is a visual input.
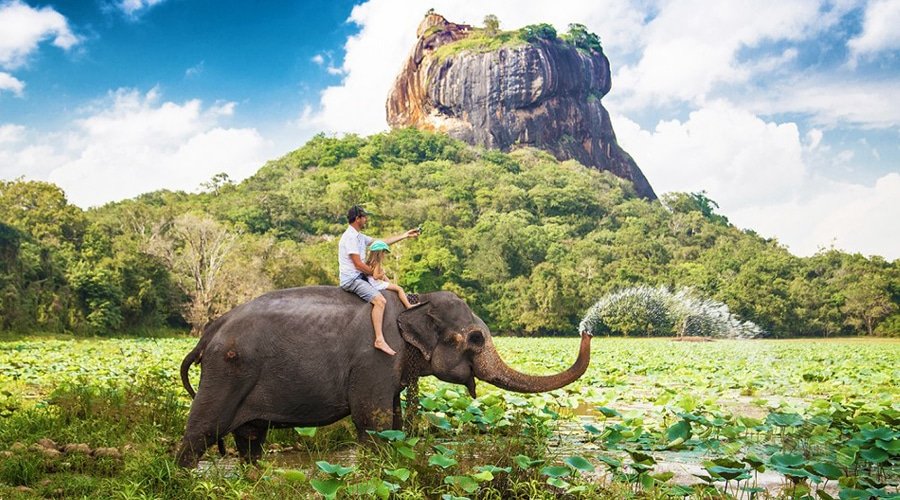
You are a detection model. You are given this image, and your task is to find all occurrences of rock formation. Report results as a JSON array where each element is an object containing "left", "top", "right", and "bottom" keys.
[{"left": 387, "top": 13, "right": 656, "bottom": 199}]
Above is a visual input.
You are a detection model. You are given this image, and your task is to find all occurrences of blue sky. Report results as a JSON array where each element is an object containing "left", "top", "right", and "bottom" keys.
[{"left": 1, "top": 0, "right": 898, "bottom": 259}]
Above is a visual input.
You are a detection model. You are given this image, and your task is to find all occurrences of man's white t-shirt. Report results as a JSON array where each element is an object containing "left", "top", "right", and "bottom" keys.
[{"left": 338, "top": 225, "right": 373, "bottom": 286}]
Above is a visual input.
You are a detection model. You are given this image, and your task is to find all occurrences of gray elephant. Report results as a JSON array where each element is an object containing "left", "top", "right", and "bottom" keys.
[{"left": 176, "top": 286, "right": 591, "bottom": 467}]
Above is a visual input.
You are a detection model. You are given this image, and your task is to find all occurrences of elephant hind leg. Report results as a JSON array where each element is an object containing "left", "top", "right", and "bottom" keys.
[{"left": 233, "top": 421, "right": 268, "bottom": 464}]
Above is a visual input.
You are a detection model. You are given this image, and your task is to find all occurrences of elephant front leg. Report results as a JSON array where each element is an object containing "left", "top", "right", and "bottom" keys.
[{"left": 350, "top": 395, "right": 395, "bottom": 441}]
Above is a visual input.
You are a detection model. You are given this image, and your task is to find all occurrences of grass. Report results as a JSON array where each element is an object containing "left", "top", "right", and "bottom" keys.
[{"left": 0, "top": 337, "right": 897, "bottom": 498}]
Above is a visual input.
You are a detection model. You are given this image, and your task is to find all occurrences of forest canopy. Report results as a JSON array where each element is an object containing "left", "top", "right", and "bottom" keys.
[{"left": 1, "top": 129, "right": 897, "bottom": 337}]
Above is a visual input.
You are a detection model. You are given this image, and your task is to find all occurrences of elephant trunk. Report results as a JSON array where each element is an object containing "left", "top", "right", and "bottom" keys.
[{"left": 473, "top": 333, "right": 592, "bottom": 393}]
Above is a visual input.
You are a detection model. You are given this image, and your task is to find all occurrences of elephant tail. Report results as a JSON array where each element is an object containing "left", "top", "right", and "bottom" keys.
[
  {"left": 180, "top": 315, "right": 227, "bottom": 399},
  {"left": 180, "top": 347, "right": 200, "bottom": 398}
]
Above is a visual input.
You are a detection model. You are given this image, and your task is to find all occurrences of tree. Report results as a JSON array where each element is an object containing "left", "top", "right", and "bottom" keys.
[
  {"left": 520, "top": 23, "right": 557, "bottom": 42},
  {"left": 563, "top": 23, "right": 602, "bottom": 53},
  {"left": 147, "top": 213, "right": 241, "bottom": 332},
  {"left": 483, "top": 14, "right": 500, "bottom": 36}
]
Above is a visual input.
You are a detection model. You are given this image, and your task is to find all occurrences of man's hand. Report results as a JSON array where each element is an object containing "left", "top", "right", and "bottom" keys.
[{"left": 404, "top": 228, "right": 420, "bottom": 239}]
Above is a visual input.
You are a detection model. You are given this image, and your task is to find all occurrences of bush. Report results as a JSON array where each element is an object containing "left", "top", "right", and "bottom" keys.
[{"left": 520, "top": 23, "right": 557, "bottom": 43}]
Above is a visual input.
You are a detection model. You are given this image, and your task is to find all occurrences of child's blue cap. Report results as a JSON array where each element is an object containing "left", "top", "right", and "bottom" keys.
[{"left": 369, "top": 240, "right": 390, "bottom": 252}]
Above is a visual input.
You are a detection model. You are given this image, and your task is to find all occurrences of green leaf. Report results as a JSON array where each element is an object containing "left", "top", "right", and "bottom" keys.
[
  {"left": 583, "top": 424, "right": 602, "bottom": 434},
  {"left": 767, "top": 412, "right": 803, "bottom": 427},
  {"left": 294, "top": 427, "right": 317, "bottom": 437},
  {"left": 374, "top": 429, "right": 406, "bottom": 441},
  {"left": 651, "top": 471, "right": 675, "bottom": 483},
  {"left": 444, "top": 475, "right": 479, "bottom": 494},
  {"left": 344, "top": 479, "right": 378, "bottom": 496},
  {"left": 875, "top": 439, "right": 899, "bottom": 452},
  {"left": 563, "top": 455, "right": 595, "bottom": 472},
  {"left": 546, "top": 477, "right": 569, "bottom": 489},
  {"left": 597, "top": 406, "right": 621, "bottom": 417},
  {"left": 514, "top": 454, "right": 544, "bottom": 469},
  {"left": 426, "top": 413, "right": 453, "bottom": 430},
  {"left": 383, "top": 467, "right": 411, "bottom": 482},
  {"left": 597, "top": 455, "right": 622, "bottom": 469},
  {"left": 861, "top": 427, "right": 895, "bottom": 441},
  {"left": 838, "top": 488, "right": 872, "bottom": 500},
  {"left": 395, "top": 445, "right": 415, "bottom": 460},
  {"left": 281, "top": 469, "right": 307, "bottom": 483},
  {"left": 316, "top": 460, "right": 356, "bottom": 477},
  {"left": 836, "top": 447, "right": 858, "bottom": 467},
  {"left": 471, "top": 470, "right": 493, "bottom": 482},
  {"left": 540, "top": 465, "right": 571, "bottom": 478},
  {"left": 859, "top": 447, "right": 888, "bottom": 463},
  {"left": 433, "top": 444, "right": 456, "bottom": 456},
  {"left": 310, "top": 478, "right": 344, "bottom": 498},
  {"left": 769, "top": 453, "right": 806, "bottom": 468},
  {"left": 666, "top": 420, "right": 692, "bottom": 442},
  {"left": 474, "top": 465, "right": 511, "bottom": 474},
  {"left": 429, "top": 454, "right": 458, "bottom": 469},
  {"left": 808, "top": 462, "right": 843, "bottom": 480}
]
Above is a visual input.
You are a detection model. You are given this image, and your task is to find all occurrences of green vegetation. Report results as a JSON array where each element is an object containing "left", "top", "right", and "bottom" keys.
[
  {"left": 1, "top": 129, "right": 896, "bottom": 338},
  {"left": 0, "top": 336, "right": 896, "bottom": 497},
  {"left": 430, "top": 20, "right": 605, "bottom": 63}
]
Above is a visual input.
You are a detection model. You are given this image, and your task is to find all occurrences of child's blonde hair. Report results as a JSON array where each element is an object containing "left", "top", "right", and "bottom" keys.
[{"left": 365, "top": 250, "right": 386, "bottom": 276}]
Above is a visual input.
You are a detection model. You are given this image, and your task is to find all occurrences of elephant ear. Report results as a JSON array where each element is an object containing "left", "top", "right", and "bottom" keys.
[{"left": 398, "top": 302, "right": 438, "bottom": 361}]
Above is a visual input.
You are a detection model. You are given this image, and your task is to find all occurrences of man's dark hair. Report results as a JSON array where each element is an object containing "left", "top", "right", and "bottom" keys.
[{"left": 347, "top": 205, "right": 368, "bottom": 223}]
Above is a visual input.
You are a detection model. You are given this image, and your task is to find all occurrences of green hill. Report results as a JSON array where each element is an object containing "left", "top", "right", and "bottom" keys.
[{"left": 1, "top": 129, "right": 897, "bottom": 337}]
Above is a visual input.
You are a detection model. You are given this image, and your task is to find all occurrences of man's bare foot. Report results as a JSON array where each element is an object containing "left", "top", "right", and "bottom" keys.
[{"left": 374, "top": 339, "right": 396, "bottom": 356}]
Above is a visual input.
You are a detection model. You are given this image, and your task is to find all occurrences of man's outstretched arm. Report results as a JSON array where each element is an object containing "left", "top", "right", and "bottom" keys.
[{"left": 382, "top": 228, "right": 420, "bottom": 246}]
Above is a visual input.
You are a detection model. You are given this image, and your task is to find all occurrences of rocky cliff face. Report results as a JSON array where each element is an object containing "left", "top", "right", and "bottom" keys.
[{"left": 387, "top": 14, "right": 656, "bottom": 199}]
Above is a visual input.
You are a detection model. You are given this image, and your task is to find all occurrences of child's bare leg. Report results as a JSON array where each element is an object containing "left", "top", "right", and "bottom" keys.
[{"left": 387, "top": 284, "right": 413, "bottom": 309}]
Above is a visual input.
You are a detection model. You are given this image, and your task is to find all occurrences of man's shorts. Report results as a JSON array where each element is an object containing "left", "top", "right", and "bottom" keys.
[{"left": 341, "top": 278, "right": 383, "bottom": 303}]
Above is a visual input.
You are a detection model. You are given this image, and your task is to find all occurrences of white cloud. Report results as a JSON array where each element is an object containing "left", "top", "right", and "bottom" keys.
[
  {"left": 0, "top": 123, "right": 25, "bottom": 143},
  {"left": 0, "top": 0, "right": 79, "bottom": 69},
  {"left": 311, "top": 54, "right": 325, "bottom": 65},
  {"left": 0, "top": 88, "right": 274, "bottom": 208},
  {"left": 729, "top": 173, "right": 900, "bottom": 259},
  {"left": 613, "top": 101, "right": 805, "bottom": 209},
  {"left": 744, "top": 78, "right": 900, "bottom": 129},
  {"left": 612, "top": 0, "right": 849, "bottom": 110},
  {"left": 185, "top": 61, "right": 204, "bottom": 78},
  {"left": 0, "top": 70, "right": 24, "bottom": 95},
  {"left": 613, "top": 102, "right": 900, "bottom": 259},
  {"left": 118, "top": 0, "right": 167, "bottom": 17},
  {"left": 848, "top": 0, "right": 900, "bottom": 63}
]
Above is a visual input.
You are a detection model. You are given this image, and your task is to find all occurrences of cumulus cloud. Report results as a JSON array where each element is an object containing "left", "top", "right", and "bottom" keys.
[
  {"left": 0, "top": 0, "right": 79, "bottom": 70},
  {"left": 0, "top": 70, "right": 24, "bottom": 95},
  {"left": 612, "top": 0, "right": 848, "bottom": 110},
  {"left": 743, "top": 78, "right": 900, "bottom": 129},
  {"left": 847, "top": 0, "right": 900, "bottom": 64},
  {"left": 0, "top": 88, "right": 274, "bottom": 207},
  {"left": 118, "top": 0, "right": 167, "bottom": 17},
  {"left": 729, "top": 173, "right": 900, "bottom": 259},
  {"left": 613, "top": 102, "right": 805, "bottom": 209},
  {"left": 613, "top": 103, "right": 900, "bottom": 259}
]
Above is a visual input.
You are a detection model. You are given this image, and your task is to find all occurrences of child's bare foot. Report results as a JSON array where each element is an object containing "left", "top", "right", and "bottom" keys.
[{"left": 374, "top": 339, "right": 396, "bottom": 356}]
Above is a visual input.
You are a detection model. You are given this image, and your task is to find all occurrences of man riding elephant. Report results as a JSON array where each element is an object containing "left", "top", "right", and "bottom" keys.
[{"left": 338, "top": 205, "right": 419, "bottom": 355}]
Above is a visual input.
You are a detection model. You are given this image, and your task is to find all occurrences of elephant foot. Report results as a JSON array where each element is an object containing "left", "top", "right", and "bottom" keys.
[{"left": 233, "top": 422, "right": 268, "bottom": 464}]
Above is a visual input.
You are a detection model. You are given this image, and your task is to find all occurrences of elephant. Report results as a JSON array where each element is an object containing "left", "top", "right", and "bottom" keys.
[{"left": 176, "top": 286, "right": 592, "bottom": 467}]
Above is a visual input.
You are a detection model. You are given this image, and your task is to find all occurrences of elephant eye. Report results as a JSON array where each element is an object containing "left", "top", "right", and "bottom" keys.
[{"left": 467, "top": 330, "right": 485, "bottom": 349}]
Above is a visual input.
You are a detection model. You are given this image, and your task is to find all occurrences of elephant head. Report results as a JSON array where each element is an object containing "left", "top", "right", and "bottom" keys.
[{"left": 397, "top": 291, "right": 592, "bottom": 397}]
